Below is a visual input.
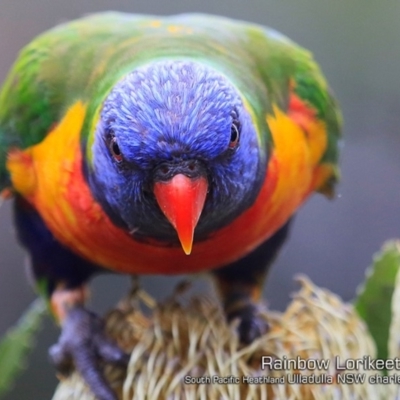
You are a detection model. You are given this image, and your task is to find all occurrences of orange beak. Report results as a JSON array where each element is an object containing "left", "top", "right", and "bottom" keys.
[{"left": 154, "top": 174, "right": 208, "bottom": 255}]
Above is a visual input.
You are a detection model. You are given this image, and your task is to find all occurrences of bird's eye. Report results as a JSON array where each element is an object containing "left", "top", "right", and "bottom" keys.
[
  {"left": 109, "top": 135, "right": 123, "bottom": 163},
  {"left": 229, "top": 121, "right": 240, "bottom": 149}
]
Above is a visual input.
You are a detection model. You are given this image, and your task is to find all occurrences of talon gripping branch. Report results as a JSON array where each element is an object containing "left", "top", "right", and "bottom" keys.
[{"left": 0, "top": 13, "right": 341, "bottom": 400}]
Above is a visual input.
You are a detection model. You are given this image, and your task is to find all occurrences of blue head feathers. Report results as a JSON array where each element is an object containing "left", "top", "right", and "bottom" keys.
[{"left": 88, "top": 60, "right": 266, "bottom": 244}]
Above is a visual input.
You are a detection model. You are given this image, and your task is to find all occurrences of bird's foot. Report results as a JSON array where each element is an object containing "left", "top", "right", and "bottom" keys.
[
  {"left": 49, "top": 305, "right": 129, "bottom": 400},
  {"left": 226, "top": 301, "right": 269, "bottom": 344}
]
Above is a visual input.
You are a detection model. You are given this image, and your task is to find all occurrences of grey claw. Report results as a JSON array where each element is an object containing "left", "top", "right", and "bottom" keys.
[
  {"left": 228, "top": 303, "right": 269, "bottom": 345},
  {"left": 50, "top": 306, "right": 128, "bottom": 400}
]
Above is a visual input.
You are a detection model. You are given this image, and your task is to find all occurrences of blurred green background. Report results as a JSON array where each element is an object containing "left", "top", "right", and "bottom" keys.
[{"left": 0, "top": 0, "right": 399, "bottom": 399}]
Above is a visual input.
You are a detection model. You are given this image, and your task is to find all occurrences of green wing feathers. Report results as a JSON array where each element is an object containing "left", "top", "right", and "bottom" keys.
[
  {"left": 294, "top": 56, "right": 342, "bottom": 195},
  {"left": 292, "top": 51, "right": 342, "bottom": 167},
  {"left": 254, "top": 26, "right": 342, "bottom": 170}
]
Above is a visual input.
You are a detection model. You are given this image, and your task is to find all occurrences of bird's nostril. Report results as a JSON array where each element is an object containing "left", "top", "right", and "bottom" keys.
[{"left": 160, "top": 165, "right": 170, "bottom": 175}]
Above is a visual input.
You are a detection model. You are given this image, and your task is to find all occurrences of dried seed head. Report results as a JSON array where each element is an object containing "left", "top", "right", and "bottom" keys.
[{"left": 52, "top": 277, "right": 388, "bottom": 400}]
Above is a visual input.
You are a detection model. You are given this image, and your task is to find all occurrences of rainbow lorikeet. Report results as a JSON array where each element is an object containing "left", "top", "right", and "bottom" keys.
[{"left": 0, "top": 12, "right": 341, "bottom": 400}]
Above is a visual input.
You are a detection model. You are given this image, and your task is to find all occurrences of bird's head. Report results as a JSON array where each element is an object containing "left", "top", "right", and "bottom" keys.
[{"left": 87, "top": 60, "right": 266, "bottom": 254}]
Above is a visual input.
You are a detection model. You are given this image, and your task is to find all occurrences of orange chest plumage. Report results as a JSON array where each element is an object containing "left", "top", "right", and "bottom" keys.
[{"left": 7, "top": 101, "right": 331, "bottom": 275}]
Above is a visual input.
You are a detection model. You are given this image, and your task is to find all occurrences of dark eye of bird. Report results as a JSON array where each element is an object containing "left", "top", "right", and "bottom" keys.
[
  {"left": 229, "top": 121, "right": 240, "bottom": 149},
  {"left": 109, "top": 136, "right": 123, "bottom": 163}
]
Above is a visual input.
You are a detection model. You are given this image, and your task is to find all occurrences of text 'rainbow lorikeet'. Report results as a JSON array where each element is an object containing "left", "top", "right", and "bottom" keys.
[{"left": 0, "top": 12, "right": 341, "bottom": 400}]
